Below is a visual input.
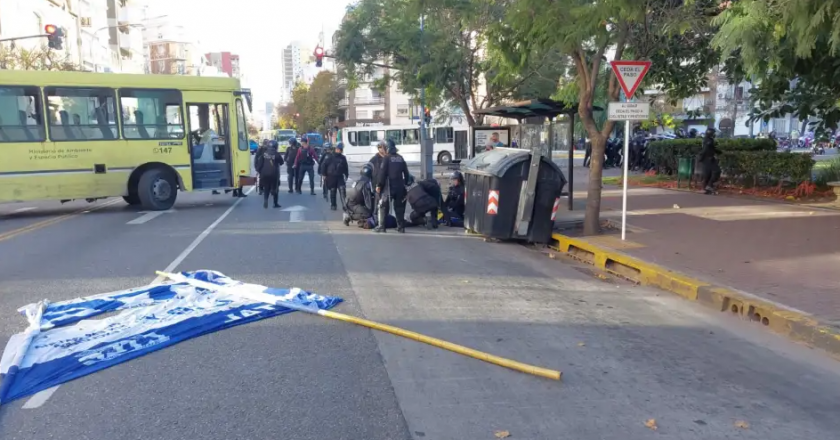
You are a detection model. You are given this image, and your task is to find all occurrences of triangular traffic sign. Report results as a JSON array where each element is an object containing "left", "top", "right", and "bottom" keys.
[{"left": 610, "top": 61, "right": 651, "bottom": 98}]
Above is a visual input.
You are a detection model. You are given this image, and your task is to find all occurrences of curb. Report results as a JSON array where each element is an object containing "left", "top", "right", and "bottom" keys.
[{"left": 550, "top": 232, "right": 840, "bottom": 359}]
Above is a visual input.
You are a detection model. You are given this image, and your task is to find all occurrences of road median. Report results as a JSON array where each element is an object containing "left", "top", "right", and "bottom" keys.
[{"left": 550, "top": 232, "right": 840, "bottom": 359}]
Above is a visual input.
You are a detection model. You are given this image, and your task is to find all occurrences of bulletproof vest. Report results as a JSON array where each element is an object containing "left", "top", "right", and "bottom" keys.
[
  {"left": 286, "top": 146, "right": 299, "bottom": 166},
  {"left": 300, "top": 148, "right": 315, "bottom": 166},
  {"left": 386, "top": 154, "right": 406, "bottom": 182},
  {"left": 326, "top": 153, "right": 343, "bottom": 176},
  {"left": 259, "top": 150, "right": 279, "bottom": 176}
]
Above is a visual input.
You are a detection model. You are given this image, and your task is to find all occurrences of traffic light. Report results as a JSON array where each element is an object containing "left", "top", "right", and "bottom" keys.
[
  {"left": 45, "top": 25, "right": 64, "bottom": 50},
  {"left": 314, "top": 47, "right": 324, "bottom": 68},
  {"left": 424, "top": 107, "right": 432, "bottom": 125}
]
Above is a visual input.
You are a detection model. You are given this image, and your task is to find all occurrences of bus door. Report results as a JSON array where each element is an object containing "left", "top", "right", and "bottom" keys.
[
  {"left": 184, "top": 98, "right": 233, "bottom": 190},
  {"left": 454, "top": 130, "right": 468, "bottom": 159}
]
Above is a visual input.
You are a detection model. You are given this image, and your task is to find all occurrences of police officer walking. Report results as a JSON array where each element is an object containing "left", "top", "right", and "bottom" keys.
[
  {"left": 699, "top": 127, "right": 722, "bottom": 194},
  {"left": 318, "top": 143, "right": 335, "bottom": 200},
  {"left": 294, "top": 137, "right": 319, "bottom": 195},
  {"left": 321, "top": 142, "right": 349, "bottom": 210},
  {"left": 284, "top": 138, "right": 300, "bottom": 193},
  {"left": 375, "top": 139, "right": 410, "bottom": 233},
  {"left": 254, "top": 140, "right": 284, "bottom": 209}
]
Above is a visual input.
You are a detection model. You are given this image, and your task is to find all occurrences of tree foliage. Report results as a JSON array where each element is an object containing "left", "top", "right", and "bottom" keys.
[
  {"left": 277, "top": 72, "right": 341, "bottom": 133},
  {"left": 495, "top": 0, "right": 720, "bottom": 234},
  {"left": 333, "top": 0, "right": 567, "bottom": 126},
  {"left": 0, "top": 44, "right": 79, "bottom": 71},
  {"left": 714, "top": 0, "right": 840, "bottom": 133}
]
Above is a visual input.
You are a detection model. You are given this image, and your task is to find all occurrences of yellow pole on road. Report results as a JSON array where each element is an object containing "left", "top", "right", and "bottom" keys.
[{"left": 156, "top": 271, "right": 562, "bottom": 381}]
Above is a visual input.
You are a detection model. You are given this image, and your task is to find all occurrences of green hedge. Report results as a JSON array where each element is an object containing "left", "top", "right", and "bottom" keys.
[
  {"left": 647, "top": 138, "right": 777, "bottom": 174},
  {"left": 718, "top": 151, "right": 815, "bottom": 185}
]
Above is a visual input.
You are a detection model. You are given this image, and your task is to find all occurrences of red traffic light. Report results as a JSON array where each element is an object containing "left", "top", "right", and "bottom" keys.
[
  {"left": 44, "top": 24, "right": 57, "bottom": 35},
  {"left": 314, "top": 47, "right": 324, "bottom": 56}
]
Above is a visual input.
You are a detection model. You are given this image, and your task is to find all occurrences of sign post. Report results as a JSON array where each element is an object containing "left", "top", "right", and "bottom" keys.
[{"left": 609, "top": 60, "right": 651, "bottom": 241}]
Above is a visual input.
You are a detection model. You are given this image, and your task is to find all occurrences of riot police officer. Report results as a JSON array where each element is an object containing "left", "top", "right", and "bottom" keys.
[{"left": 375, "top": 139, "right": 410, "bottom": 233}]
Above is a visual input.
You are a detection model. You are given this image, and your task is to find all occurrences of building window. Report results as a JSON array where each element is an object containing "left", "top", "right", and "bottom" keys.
[
  {"left": 396, "top": 104, "right": 409, "bottom": 117},
  {"left": 45, "top": 87, "right": 118, "bottom": 141},
  {"left": 355, "top": 109, "right": 369, "bottom": 119},
  {"left": 373, "top": 110, "right": 385, "bottom": 120},
  {"left": 119, "top": 89, "right": 184, "bottom": 140},
  {"left": 0, "top": 86, "right": 46, "bottom": 143}
]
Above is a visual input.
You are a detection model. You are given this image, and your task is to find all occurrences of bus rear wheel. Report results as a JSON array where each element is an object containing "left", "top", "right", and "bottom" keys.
[
  {"left": 137, "top": 168, "right": 177, "bottom": 211},
  {"left": 438, "top": 151, "right": 452, "bottom": 165}
]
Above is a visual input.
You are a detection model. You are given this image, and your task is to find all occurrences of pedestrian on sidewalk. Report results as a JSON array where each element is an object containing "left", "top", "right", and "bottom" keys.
[
  {"left": 699, "top": 127, "right": 722, "bottom": 194},
  {"left": 284, "top": 138, "right": 300, "bottom": 193},
  {"left": 255, "top": 140, "right": 283, "bottom": 209},
  {"left": 294, "top": 137, "right": 319, "bottom": 195}
]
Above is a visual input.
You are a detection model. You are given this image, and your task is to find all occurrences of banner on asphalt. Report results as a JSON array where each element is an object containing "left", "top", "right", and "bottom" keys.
[{"left": 0, "top": 271, "right": 342, "bottom": 405}]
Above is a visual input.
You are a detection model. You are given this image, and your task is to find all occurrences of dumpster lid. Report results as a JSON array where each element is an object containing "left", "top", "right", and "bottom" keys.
[{"left": 461, "top": 147, "right": 564, "bottom": 178}]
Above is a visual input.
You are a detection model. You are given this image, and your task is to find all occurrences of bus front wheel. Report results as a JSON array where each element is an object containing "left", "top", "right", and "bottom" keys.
[
  {"left": 123, "top": 194, "right": 141, "bottom": 205},
  {"left": 438, "top": 151, "right": 452, "bottom": 165},
  {"left": 137, "top": 168, "right": 177, "bottom": 211}
]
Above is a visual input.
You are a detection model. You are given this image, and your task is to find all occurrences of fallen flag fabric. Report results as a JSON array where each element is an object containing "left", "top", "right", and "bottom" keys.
[{"left": 0, "top": 270, "right": 342, "bottom": 405}]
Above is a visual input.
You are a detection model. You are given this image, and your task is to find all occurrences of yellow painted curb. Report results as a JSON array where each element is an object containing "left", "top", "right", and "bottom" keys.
[{"left": 550, "top": 232, "right": 840, "bottom": 359}]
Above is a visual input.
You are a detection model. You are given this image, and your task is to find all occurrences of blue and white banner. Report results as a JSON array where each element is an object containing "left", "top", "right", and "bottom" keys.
[{"left": 0, "top": 270, "right": 342, "bottom": 405}]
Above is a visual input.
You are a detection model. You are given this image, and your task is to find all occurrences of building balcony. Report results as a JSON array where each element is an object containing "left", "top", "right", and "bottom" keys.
[{"left": 338, "top": 97, "right": 386, "bottom": 109}]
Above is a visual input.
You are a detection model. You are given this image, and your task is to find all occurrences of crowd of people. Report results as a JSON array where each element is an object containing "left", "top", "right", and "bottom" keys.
[{"left": 253, "top": 137, "right": 466, "bottom": 232}]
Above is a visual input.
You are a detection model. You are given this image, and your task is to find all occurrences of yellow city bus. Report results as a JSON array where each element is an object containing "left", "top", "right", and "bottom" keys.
[{"left": 0, "top": 70, "right": 253, "bottom": 211}]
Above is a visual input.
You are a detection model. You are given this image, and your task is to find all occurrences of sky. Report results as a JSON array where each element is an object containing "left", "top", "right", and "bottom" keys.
[{"left": 142, "top": 0, "right": 352, "bottom": 105}]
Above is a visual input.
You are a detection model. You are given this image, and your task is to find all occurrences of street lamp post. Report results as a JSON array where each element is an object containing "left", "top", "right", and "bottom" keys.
[{"left": 418, "top": 14, "right": 434, "bottom": 180}]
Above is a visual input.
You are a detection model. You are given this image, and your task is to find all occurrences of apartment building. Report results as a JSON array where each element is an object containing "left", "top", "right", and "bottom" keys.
[
  {"left": 104, "top": 0, "right": 143, "bottom": 73},
  {"left": 141, "top": 14, "right": 201, "bottom": 75},
  {"left": 205, "top": 51, "right": 240, "bottom": 78}
]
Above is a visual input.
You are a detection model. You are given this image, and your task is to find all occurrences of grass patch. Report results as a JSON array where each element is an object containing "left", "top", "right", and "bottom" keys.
[{"left": 603, "top": 174, "right": 673, "bottom": 186}]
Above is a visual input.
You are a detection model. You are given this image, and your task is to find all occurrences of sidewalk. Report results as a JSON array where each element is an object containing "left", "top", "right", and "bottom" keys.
[{"left": 563, "top": 184, "right": 840, "bottom": 325}]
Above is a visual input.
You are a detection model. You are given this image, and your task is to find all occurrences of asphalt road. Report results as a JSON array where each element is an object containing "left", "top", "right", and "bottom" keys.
[{"left": 1, "top": 178, "right": 839, "bottom": 439}]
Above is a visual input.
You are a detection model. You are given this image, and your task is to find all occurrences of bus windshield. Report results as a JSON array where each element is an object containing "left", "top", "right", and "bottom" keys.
[{"left": 277, "top": 130, "right": 295, "bottom": 142}]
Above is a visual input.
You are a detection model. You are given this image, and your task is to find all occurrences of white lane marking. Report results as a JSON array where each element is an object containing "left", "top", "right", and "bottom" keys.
[
  {"left": 280, "top": 205, "right": 308, "bottom": 223},
  {"left": 22, "top": 187, "right": 254, "bottom": 409},
  {"left": 126, "top": 210, "right": 176, "bottom": 225},
  {"left": 13, "top": 207, "right": 36, "bottom": 213},
  {"left": 21, "top": 386, "right": 59, "bottom": 409},
  {"left": 150, "top": 186, "right": 254, "bottom": 284}
]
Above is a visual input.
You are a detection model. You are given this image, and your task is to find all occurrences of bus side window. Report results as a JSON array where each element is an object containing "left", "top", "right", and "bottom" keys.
[
  {"left": 358, "top": 130, "right": 370, "bottom": 146},
  {"left": 436, "top": 127, "right": 453, "bottom": 143},
  {"left": 45, "top": 86, "right": 118, "bottom": 141},
  {"left": 370, "top": 130, "right": 381, "bottom": 144},
  {"left": 119, "top": 88, "right": 184, "bottom": 140},
  {"left": 402, "top": 129, "right": 418, "bottom": 144},
  {"left": 0, "top": 86, "right": 45, "bottom": 143},
  {"left": 348, "top": 131, "right": 358, "bottom": 146},
  {"left": 386, "top": 129, "right": 402, "bottom": 145}
]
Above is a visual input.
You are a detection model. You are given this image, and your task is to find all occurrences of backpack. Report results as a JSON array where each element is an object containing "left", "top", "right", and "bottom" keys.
[
  {"left": 299, "top": 148, "right": 315, "bottom": 166},
  {"left": 259, "top": 152, "right": 277, "bottom": 176}
]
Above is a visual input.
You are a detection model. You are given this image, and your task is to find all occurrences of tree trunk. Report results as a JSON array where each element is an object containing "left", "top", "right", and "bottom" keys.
[{"left": 584, "top": 132, "right": 606, "bottom": 235}]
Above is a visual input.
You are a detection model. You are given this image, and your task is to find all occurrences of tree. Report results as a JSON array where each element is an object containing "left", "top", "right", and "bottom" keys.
[
  {"left": 0, "top": 44, "right": 79, "bottom": 71},
  {"left": 496, "top": 0, "right": 720, "bottom": 235},
  {"left": 282, "top": 73, "right": 342, "bottom": 133},
  {"left": 247, "top": 121, "right": 260, "bottom": 138},
  {"left": 713, "top": 0, "right": 840, "bottom": 133},
  {"left": 274, "top": 103, "right": 298, "bottom": 130},
  {"left": 332, "top": 0, "right": 566, "bottom": 126}
]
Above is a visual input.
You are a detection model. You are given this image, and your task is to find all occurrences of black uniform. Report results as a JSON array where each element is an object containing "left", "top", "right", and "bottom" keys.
[
  {"left": 369, "top": 152, "right": 386, "bottom": 223},
  {"left": 322, "top": 151, "right": 349, "bottom": 210},
  {"left": 345, "top": 175, "right": 375, "bottom": 226},
  {"left": 318, "top": 148, "right": 332, "bottom": 199},
  {"left": 254, "top": 147, "right": 284, "bottom": 208},
  {"left": 254, "top": 144, "right": 266, "bottom": 195},
  {"left": 284, "top": 144, "right": 300, "bottom": 193},
  {"left": 376, "top": 152, "right": 410, "bottom": 232},
  {"left": 443, "top": 182, "right": 466, "bottom": 223},
  {"left": 407, "top": 179, "right": 442, "bottom": 228},
  {"left": 699, "top": 130, "right": 722, "bottom": 193}
]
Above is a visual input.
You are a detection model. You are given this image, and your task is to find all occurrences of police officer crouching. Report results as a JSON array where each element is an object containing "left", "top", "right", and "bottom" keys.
[
  {"left": 344, "top": 163, "right": 375, "bottom": 227},
  {"left": 375, "top": 139, "right": 409, "bottom": 233},
  {"left": 407, "top": 176, "right": 443, "bottom": 230},
  {"left": 442, "top": 170, "right": 466, "bottom": 226}
]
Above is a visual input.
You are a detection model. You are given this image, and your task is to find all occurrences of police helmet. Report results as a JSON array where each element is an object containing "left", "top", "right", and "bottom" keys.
[
  {"left": 288, "top": 138, "right": 297, "bottom": 147},
  {"left": 386, "top": 139, "right": 397, "bottom": 155},
  {"left": 689, "top": 128, "right": 698, "bottom": 138},
  {"left": 335, "top": 142, "right": 344, "bottom": 152},
  {"left": 267, "top": 140, "right": 279, "bottom": 150},
  {"left": 377, "top": 139, "right": 388, "bottom": 151},
  {"left": 361, "top": 162, "right": 374, "bottom": 178},
  {"left": 450, "top": 170, "right": 464, "bottom": 184}
]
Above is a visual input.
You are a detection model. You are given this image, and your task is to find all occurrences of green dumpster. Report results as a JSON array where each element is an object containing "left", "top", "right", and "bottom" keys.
[{"left": 677, "top": 157, "right": 694, "bottom": 188}]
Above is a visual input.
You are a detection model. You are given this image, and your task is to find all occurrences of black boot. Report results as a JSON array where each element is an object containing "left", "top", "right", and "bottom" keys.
[{"left": 273, "top": 193, "right": 281, "bottom": 208}]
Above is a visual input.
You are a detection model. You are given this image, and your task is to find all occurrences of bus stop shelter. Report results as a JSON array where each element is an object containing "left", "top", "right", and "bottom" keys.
[{"left": 474, "top": 99, "right": 601, "bottom": 211}]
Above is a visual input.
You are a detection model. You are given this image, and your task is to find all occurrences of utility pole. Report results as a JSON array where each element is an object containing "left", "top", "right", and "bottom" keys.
[{"left": 419, "top": 13, "right": 433, "bottom": 180}]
